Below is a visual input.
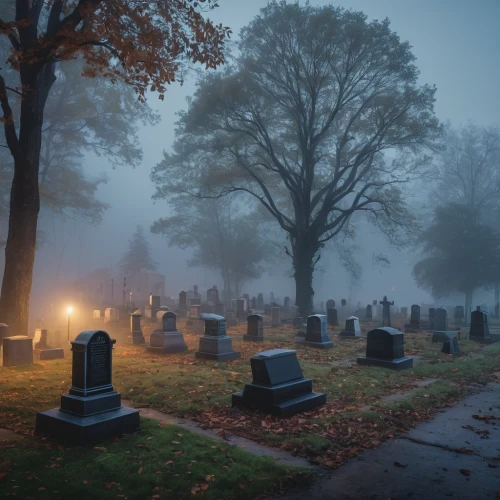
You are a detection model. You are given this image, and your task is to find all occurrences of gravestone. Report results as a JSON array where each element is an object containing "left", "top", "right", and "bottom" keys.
[
  {"left": 33, "top": 328, "right": 64, "bottom": 360},
  {"left": 47, "top": 329, "right": 63, "bottom": 349},
  {"left": 178, "top": 291, "right": 187, "bottom": 317},
  {"left": 195, "top": 314, "right": 241, "bottom": 361},
  {"left": 404, "top": 304, "right": 421, "bottom": 333},
  {"left": 301, "top": 314, "right": 333, "bottom": 349},
  {"left": 469, "top": 306, "right": 492, "bottom": 343},
  {"left": 243, "top": 314, "right": 264, "bottom": 342},
  {"left": 339, "top": 316, "right": 362, "bottom": 338},
  {"left": 442, "top": 338, "right": 463, "bottom": 356},
  {"left": 434, "top": 308, "right": 448, "bottom": 331},
  {"left": 104, "top": 308, "right": 119, "bottom": 323},
  {"left": 283, "top": 296, "right": 290, "bottom": 313},
  {"left": 150, "top": 295, "right": 161, "bottom": 317},
  {"left": 379, "top": 296, "right": 394, "bottom": 327},
  {"left": 251, "top": 297, "right": 257, "bottom": 310},
  {"left": 341, "top": 298, "right": 347, "bottom": 307},
  {"left": 327, "top": 308, "right": 338, "bottom": 326},
  {"left": 454, "top": 306, "right": 465, "bottom": 323},
  {"left": 365, "top": 304, "right": 373, "bottom": 320},
  {"left": 36, "top": 330, "right": 139, "bottom": 444},
  {"left": 200, "top": 303, "right": 214, "bottom": 315},
  {"left": 2, "top": 336, "right": 33, "bottom": 366},
  {"left": 326, "top": 299, "right": 335, "bottom": 310},
  {"left": 236, "top": 299, "right": 246, "bottom": 321},
  {"left": 232, "top": 349, "right": 326, "bottom": 417},
  {"left": 357, "top": 327, "right": 413, "bottom": 370},
  {"left": 225, "top": 309, "right": 237, "bottom": 326},
  {"left": 147, "top": 312, "right": 188, "bottom": 354},
  {"left": 214, "top": 303, "right": 225, "bottom": 316},
  {"left": 257, "top": 293, "right": 264, "bottom": 309},
  {"left": 293, "top": 316, "right": 304, "bottom": 328},
  {"left": 0, "top": 323, "right": 9, "bottom": 347},
  {"left": 271, "top": 307, "right": 281, "bottom": 327},
  {"left": 129, "top": 312, "right": 145, "bottom": 345},
  {"left": 400, "top": 307, "right": 408, "bottom": 319},
  {"left": 207, "top": 286, "right": 219, "bottom": 305},
  {"left": 92, "top": 310, "right": 102, "bottom": 320},
  {"left": 189, "top": 304, "right": 201, "bottom": 319},
  {"left": 429, "top": 308, "right": 436, "bottom": 330}
]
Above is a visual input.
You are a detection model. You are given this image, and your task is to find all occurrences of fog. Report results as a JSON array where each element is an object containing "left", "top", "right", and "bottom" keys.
[{"left": 10, "top": 0, "right": 499, "bottom": 322}]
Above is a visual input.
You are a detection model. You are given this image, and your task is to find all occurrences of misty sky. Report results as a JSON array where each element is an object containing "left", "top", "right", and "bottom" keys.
[{"left": 32, "top": 0, "right": 500, "bottom": 316}]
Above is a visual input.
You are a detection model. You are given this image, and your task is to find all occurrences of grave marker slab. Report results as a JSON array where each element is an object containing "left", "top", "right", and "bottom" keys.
[
  {"left": 232, "top": 349, "right": 326, "bottom": 417},
  {"left": 442, "top": 338, "right": 463, "bottom": 356},
  {"left": 357, "top": 327, "right": 413, "bottom": 370},
  {"left": 365, "top": 304, "right": 373, "bottom": 320},
  {"left": 104, "top": 308, "right": 119, "bottom": 323},
  {"left": 36, "top": 330, "right": 139, "bottom": 444},
  {"left": 195, "top": 314, "right": 241, "bottom": 361},
  {"left": 244, "top": 314, "right": 264, "bottom": 342},
  {"left": 2, "top": 336, "right": 33, "bottom": 367},
  {"left": 327, "top": 308, "right": 339, "bottom": 326},
  {"left": 301, "top": 314, "right": 333, "bottom": 349},
  {"left": 147, "top": 312, "right": 188, "bottom": 354},
  {"left": 340, "top": 316, "right": 362, "bottom": 338},
  {"left": 434, "top": 308, "right": 448, "bottom": 331},
  {"left": 128, "top": 311, "right": 145, "bottom": 345},
  {"left": 469, "top": 306, "right": 492, "bottom": 343},
  {"left": 271, "top": 307, "right": 281, "bottom": 326}
]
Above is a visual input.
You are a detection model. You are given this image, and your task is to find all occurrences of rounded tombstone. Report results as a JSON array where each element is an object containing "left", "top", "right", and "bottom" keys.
[{"left": 161, "top": 311, "right": 177, "bottom": 332}]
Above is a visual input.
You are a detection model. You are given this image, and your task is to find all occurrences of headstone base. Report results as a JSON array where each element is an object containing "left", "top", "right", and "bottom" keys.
[
  {"left": 35, "top": 406, "right": 139, "bottom": 445},
  {"left": 147, "top": 331, "right": 188, "bottom": 354},
  {"left": 2, "top": 336, "right": 33, "bottom": 367},
  {"left": 36, "top": 348, "right": 64, "bottom": 360},
  {"left": 60, "top": 391, "right": 121, "bottom": 416},
  {"left": 339, "top": 331, "right": 363, "bottom": 339},
  {"left": 357, "top": 356, "right": 413, "bottom": 371},
  {"left": 243, "top": 335, "right": 264, "bottom": 342},
  {"left": 299, "top": 340, "right": 333, "bottom": 349},
  {"left": 128, "top": 332, "right": 145, "bottom": 345}
]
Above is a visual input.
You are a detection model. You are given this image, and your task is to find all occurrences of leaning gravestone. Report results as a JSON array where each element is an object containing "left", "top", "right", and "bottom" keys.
[
  {"left": 243, "top": 314, "right": 264, "bottom": 342},
  {"left": 469, "top": 306, "right": 492, "bottom": 343},
  {"left": 36, "top": 330, "right": 139, "bottom": 444},
  {"left": 301, "top": 314, "right": 333, "bottom": 349},
  {"left": 128, "top": 311, "right": 146, "bottom": 345},
  {"left": 147, "top": 312, "right": 188, "bottom": 354},
  {"left": 434, "top": 308, "right": 448, "bottom": 331},
  {"left": 327, "top": 308, "right": 338, "bottom": 326},
  {"left": 432, "top": 331, "right": 456, "bottom": 343},
  {"left": 339, "top": 316, "right": 362, "bottom": 338},
  {"left": 232, "top": 349, "right": 326, "bottom": 417},
  {"left": 195, "top": 314, "right": 241, "bottom": 361},
  {"left": 2, "top": 336, "right": 33, "bottom": 367},
  {"left": 357, "top": 327, "right": 413, "bottom": 370}
]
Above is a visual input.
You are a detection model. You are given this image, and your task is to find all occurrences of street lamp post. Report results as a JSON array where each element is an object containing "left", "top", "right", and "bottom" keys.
[{"left": 67, "top": 306, "right": 73, "bottom": 343}]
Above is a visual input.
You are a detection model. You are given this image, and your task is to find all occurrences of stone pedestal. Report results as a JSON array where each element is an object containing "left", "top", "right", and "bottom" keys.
[
  {"left": 36, "top": 330, "right": 139, "bottom": 444},
  {"left": 232, "top": 349, "right": 326, "bottom": 417},
  {"left": 357, "top": 327, "right": 413, "bottom": 371},
  {"left": 195, "top": 314, "right": 240, "bottom": 361},
  {"left": 147, "top": 330, "right": 188, "bottom": 354},
  {"left": 300, "top": 314, "right": 333, "bottom": 349},
  {"left": 3, "top": 336, "right": 33, "bottom": 367}
]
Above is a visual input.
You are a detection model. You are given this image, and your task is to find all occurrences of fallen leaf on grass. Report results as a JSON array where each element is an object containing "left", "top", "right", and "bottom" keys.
[
  {"left": 394, "top": 462, "right": 408, "bottom": 468},
  {"left": 459, "top": 469, "right": 471, "bottom": 476},
  {"left": 191, "top": 485, "right": 200, "bottom": 495},
  {"left": 472, "top": 415, "right": 497, "bottom": 421},
  {"left": 137, "top": 467, "right": 144, "bottom": 475},
  {"left": 174, "top": 451, "right": 183, "bottom": 456},
  {"left": 172, "top": 441, "right": 181, "bottom": 445}
]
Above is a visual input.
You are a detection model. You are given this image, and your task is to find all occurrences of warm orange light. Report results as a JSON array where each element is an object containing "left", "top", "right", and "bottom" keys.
[{"left": 67, "top": 306, "right": 73, "bottom": 315}]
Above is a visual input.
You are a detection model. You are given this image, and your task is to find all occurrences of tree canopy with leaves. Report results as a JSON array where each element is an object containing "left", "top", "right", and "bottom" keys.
[
  {"left": 413, "top": 204, "right": 500, "bottom": 312},
  {"left": 120, "top": 225, "right": 157, "bottom": 276},
  {"left": 0, "top": 0, "right": 230, "bottom": 334},
  {"left": 151, "top": 1, "right": 442, "bottom": 316},
  {"left": 151, "top": 196, "right": 275, "bottom": 303}
]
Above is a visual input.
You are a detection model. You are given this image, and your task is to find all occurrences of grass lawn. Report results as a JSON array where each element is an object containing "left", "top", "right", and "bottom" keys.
[{"left": 1, "top": 317, "right": 500, "bottom": 494}]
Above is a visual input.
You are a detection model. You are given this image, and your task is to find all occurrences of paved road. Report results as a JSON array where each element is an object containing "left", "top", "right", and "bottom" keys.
[{"left": 274, "top": 375, "right": 500, "bottom": 500}]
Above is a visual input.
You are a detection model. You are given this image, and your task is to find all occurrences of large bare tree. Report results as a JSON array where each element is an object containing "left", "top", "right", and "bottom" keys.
[{"left": 152, "top": 1, "right": 442, "bottom": 316}]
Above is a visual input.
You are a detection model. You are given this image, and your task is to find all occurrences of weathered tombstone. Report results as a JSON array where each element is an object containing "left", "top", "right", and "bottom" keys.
[
  {"left": 33, "top": 328, "right": 64, "bottom": 360},
  {"left": 293, "top": 316, "right": 304, "bottom": 328},
  {"left": 2, "top": 336, "right": 33, "bottom": 366},
  {"left": 200, "top": 303, "right": 214, "bottom": 315},
  {"left": 104, "top": 308, "right": 119, "bottom": 323},
  {"left": 434, "top": 308, "right": 448, "bottom": 331},
  {"left": 225, "top": 309, "right": 237, "bottom": 326},
  {"left": 47, "top": 329, "right": 63, "bottom": 349},
  {"left": 454, "top": 306, "right": 465, "bottom": 323},
  {"left": 469, "top": 306, "right": 492, "bottom": 343},
  {"left": 326, "top": 299, "right": 335, "bottom": 311},
  {"left": 357, "top": 327, "right": 413, "bottom": 370},
  {"left": 257, "top": 293, "right": 264, "bottom": 309},
  {"left": 327, "top": 308, "right": 338, "bottom": 326},
  {"left": 404, "top": 304, "right": 421, "bottom": 333},
  {"left": 379, "top": 296, "right": 394, "bottom": 327},
  {"left": 428, "top": 308, "right": 436, "bottom": 330},
  {"left": 271, "top": 307, "right": 281, "bottom": 326},
  {"left": 147, "top": 312, "right": 188, "bottom": 354},
  {"left": 36, "top": 330, "right": 139, "bottom": 443},
  {"left": 195, "top": 314, "right": 241, "bottom": 361},
  {"left": 236, "top": 299, "right": 246, "bottom": 321},
  {"left": 365, "top": 304, "right": 373, "bottom": 320},
  {"left": 189, "top": 304, "right": 201, "bottom": 319},
  {"left": 232, "top": 349, "right": 326, "bottom": 417},
  {"left": 339, "top": 316, "right": 362, "bottom": 338},
  {"left": 178, "top": 291, "right": 187, "bottom": 317},
  {"left": 129, "top": 311, "right": 145, "bottom": 345},
  {"left": 92, "top": 310, "right": 102, "bottom": 320},
  {"left": 400, "top": 307, "right": 408, "bottom": 319},
  {"left": 432, "top": 331, "right": 456, "bottom": 343},
  {"left": 214, "top": 303, "right": 225, "bottom": 316},
  {"left": 442, "top": 338, "right": 463, "bottom": 356},
  {"left": 243, "top": 314, "right": 264, "bottom": 342},
  {"left": 341, "top": 298, "right": 347, "bottom": 307},
  {"left": 301, "top": 314, "right": 333, "bottom": 349},
  {"left": 207, "top": 286, "right": 219, "bottom": 305},
  {"left": 251, "top": 297, "right": 257, "bottom": 310},
  {"left": 150, "top": 295, "right": 161, "bottom": 317}
]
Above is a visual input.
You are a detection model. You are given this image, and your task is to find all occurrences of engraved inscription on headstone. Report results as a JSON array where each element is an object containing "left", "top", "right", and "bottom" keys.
[{"left": 87, "top": 331, "right": 111, "bottom": 389}]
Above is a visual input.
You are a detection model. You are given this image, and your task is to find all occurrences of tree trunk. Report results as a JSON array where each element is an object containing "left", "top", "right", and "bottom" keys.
[
  {"left": 293, "top": 238, "right": 317, "bottom": 318},
  {"left": 465, "top": 288, "right": 473, "bottom": 322},
  {"left": 0, "top": 63, "right": 55, "bottom": 335}
]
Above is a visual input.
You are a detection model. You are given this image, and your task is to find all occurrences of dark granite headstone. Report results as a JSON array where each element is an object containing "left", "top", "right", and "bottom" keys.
[
  {"left": 341, "top": 298, "right": 347, "bottom": 307},
  {"left": 434, "top": 308, "right": 448, "bottom": 331},
  {"left": 257, "top": 293, "right": 264, "bottom": 309},
  {"left": 301, "top": 314, "right": 333, "bottom": 349},
  {"left": 429, "top": 308, "right": 436, "bottom": 330},
  {"left": 178, "top": 291, "right": 187, "bottom": 317},
  {"left": 442, "top": 338, "right": 463, "bottom": 356},
  {"left": 244, "top": 314, "right": 264, "bottom": 342},
  {"left": 271, "top": 307, "right": 281, "bottom": 326},
  {"left": 36, "top": 330, "right": 139, "bottom": 444},
  {"left": 232, "top": 349, "right": 326, "bottom": 417},
  {"left": 129, "top": 312, "right": 145, "bottom": 345},
  {"left": 340, "top": 316, "right": 362, "bottom": 338},
  {"left": 365, "top": 304, "right": 373, "bottom": 320},
  {"left": 410, "top": 305, "right": 421, "bottom": 326},
  {"left": 195, "top": 314, "right": 240, "bottom": 361},
  {"left": 469, "top": 306, "right": 492, "bottom": 343},
  {"left": 147, "top": 311, "right": 188, "bottom": 354},
  {"left": 357, "top": 327, "right": 413, "bottom": 370},
  {"left": 326, "top": 299, "right": 335, "bottom": 311},
  {"left": 327, "top": 308, "right": 338, "bottom": 326},
  {"left": 236, "top": 299, "right": 246, "bottom": 321}
]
